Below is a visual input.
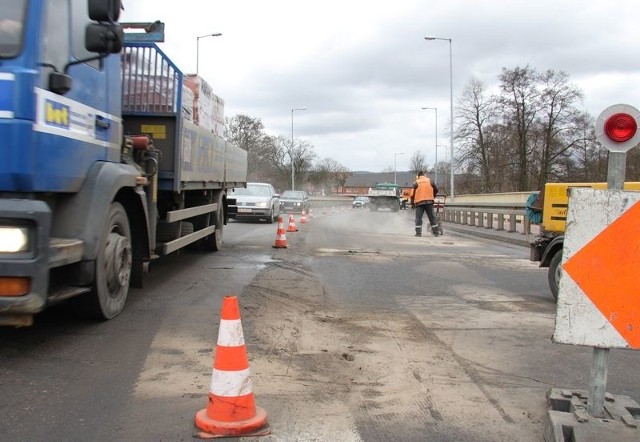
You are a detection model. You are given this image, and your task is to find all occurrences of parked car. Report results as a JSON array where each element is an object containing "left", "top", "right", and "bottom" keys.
[
  {"left": 352, "top": 196, "right": 370, "bottom": 209},
  {"left": 279, "top": 190, "right": 310, "bottom": 214},
  {"left": 228, "top": 183, "right": 280, "bottom": 223}
]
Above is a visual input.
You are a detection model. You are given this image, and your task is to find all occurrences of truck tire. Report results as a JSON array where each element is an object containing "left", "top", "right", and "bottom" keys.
[
  {"left": 74, "top": 202, "right": 132, "bottom": 320},
  {"left": 203, "top": 192, "right": 224, "bottom": 251},
  {"left": 156, "top": 221, "right": 194, "bottom": 243},
  {"left": 548, "top": 250, "right": 562, "bottom": 301}
]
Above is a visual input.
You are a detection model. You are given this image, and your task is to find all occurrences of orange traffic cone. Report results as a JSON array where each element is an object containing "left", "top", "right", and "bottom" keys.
[
  {"left": 272, "top": 216, "right": 288, "bottom": 248},
  {"left": 300, "top": 209, "right": 307, "bottom": 224},
  {"left": 194, "top": 296, "right": 270, "bottom": 438},
  {"left": 286, "top": 212, "right": 298, "bottom": 232},
  {"left": 308, "top": 208, "right": 315, "bottom": 219}
]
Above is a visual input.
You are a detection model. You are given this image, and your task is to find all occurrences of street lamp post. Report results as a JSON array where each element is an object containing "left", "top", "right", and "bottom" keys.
[
  {"left": 394, "top": 152, "right": 404, "bottom": 184},
  {"left": 424, "top": 36, "right": 454, "bottom": 201},
  {"left": 196, "top": 32, "right": 222, "bottom": 77},
  {"left": 291, "top": 107, "right": 307, "bottom": 190},
  {"left": 421, "top": 106, "right": 438, "bottom": 187},
  {"left": 437, "top": 144, "right": 447, "bottom": 193}
]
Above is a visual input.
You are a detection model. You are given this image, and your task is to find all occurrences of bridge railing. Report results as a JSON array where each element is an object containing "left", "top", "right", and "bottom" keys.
[
  {"left": 309, "top": 193, "right": 541, "bottom": 236},
  {"left": 443, "top": 201, "right": 539, "bottom": 235}
]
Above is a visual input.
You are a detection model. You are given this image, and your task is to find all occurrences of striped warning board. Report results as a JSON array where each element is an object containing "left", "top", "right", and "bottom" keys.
[{"left": 554, "top": 187, "right": 640, "bottom": 349}]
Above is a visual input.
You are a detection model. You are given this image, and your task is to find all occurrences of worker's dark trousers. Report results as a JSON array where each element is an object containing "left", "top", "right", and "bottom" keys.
[{"left": 415, "top": 202, "right": 437, "bottom": 236}]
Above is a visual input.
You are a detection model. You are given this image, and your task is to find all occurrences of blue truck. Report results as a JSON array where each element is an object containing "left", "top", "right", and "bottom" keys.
[{"left": 0, "top": 1, "right": 247, "bottom": 326}]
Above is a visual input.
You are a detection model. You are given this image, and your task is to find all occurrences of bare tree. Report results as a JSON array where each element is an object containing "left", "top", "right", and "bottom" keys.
[
  {"left": 310, "top": 158, "right": 351, "bottom": 194},
  {"left": 533, "top": 69, "right": 585, "bottom": 188},
  {"left": 251, "top": 134, "right": 284, "bottom": 183},
  {"left": 291, "top": 139, "right": 317, "bottom": 189},
  {"left": 499, "top": 65, "right": 541, "bottom": 191},
  {"left": 333, "top": 165, "right": 351, "bottom": 193},
  {"left": 409, "top": 151, "right": 428, "bottom": 175},
  {"left": 625, "top": 148, "right": 640, "bottom": 181},
  {"left": 561, "top": 114, "right": 606, "bottom": 182},
  {"left": 455, "top": 77, "right": 499, "bottom": 192},
  {"left": 225, "top": 114, "right": 266, "bottom": 178}
]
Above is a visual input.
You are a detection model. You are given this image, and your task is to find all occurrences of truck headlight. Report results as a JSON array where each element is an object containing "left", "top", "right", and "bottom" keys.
[
  {"left": 0, "top": 227, "right": 30, "bottom": 253},
  {"left": 256, "top": 202, "right": 268, "bottom": 208}
]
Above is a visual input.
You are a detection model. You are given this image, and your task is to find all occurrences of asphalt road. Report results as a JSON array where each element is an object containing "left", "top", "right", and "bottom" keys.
[{"left": 0, "top": 208, "right": 638, "bottom": 441}]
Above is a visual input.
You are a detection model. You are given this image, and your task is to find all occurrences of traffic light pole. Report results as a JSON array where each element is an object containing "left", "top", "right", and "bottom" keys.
[
  {"left": 587, "top": 141, "right": 627, "bottom": 417},
  {"left": 587, "top": 150, "right": 627, "bottom": 417}
]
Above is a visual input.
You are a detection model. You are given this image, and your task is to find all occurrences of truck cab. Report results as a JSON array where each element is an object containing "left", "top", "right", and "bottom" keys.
[
  {"left": 0, "top": 1, "right": 247, "bottom": 327},
  {"left": 0, "top": 1, "right": 133, "bottom": 327}
]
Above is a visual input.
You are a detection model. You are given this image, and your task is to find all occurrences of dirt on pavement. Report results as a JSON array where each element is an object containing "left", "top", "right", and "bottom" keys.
[{"left": 239, "top": 253, "right": 549, "bottom": 442}]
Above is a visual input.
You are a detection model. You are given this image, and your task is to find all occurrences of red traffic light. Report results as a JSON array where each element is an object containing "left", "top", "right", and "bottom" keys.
[
  {"left": 595, "top": 104, "right": 640, "bottom": 153},
  {"left": 604, "top": 113, "right": 638, "bottom": 142}
]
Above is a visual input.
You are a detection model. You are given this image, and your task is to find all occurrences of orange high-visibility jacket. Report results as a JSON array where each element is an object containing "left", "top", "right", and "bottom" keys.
[{"left": 411, "top": 176, "right": 437, "bottom": 205}]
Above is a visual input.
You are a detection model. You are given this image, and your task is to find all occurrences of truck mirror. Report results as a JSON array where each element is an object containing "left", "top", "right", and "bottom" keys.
[
  {"left": 88, "top": 0, "right": 122, "bottom": 22},
  {"left": 49, "top": 71, "right": 72, "bottom": 96},
  {"left": 85, "top": 23, "right": 123, "bottom": 54}
]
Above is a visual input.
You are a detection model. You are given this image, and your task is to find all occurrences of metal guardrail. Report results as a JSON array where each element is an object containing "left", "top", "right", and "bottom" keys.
[
  {"left": 308, "top": 195, "right": 539, "bottom": 236},
  {"left": 443, "top": 201, "right": 538, "bottom": 235}
]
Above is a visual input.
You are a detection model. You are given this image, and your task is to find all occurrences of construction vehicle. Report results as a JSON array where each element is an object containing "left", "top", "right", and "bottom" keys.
[
  {"left": 0, "top": 2, "right": 247, "bottom": 326},
  {"left": 400, "top": 188, "right": 412, "bottom": 210},
  {"left": 529, "top": 182, "right": 640, "bottom": 300},
  {"left": 368, "top": 182, "right": 401, "bottom": 211}
]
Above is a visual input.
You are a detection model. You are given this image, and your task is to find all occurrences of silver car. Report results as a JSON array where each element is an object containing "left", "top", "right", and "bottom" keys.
[{"left": 229, "top": 183, "right": 281, "bottom": 223}]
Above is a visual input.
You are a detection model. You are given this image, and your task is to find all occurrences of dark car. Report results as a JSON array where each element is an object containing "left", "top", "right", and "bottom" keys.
[
  {"left": 228, "top": 183, "right": 280, "bottom": 223},
  {"left": 279, "top": 190, "right": 310, "bottom": 214}
]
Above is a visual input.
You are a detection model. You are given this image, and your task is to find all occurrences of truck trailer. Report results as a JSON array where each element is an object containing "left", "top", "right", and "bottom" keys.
[{"left": 0, "top": 1, "right": 247, "bottom": 326}]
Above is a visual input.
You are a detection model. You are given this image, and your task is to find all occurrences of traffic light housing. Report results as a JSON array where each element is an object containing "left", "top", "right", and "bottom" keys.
[{"left": 595, "top": 104, "right": 640, "bottom": 152}]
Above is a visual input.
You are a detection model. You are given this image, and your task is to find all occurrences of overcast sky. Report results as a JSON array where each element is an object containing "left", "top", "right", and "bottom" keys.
[{"left": 121, "top": 0, "right": 640, "bottom": 172}]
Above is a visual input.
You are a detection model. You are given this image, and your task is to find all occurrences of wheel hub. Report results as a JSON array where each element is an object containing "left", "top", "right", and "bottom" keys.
[{"left": 105, "top": 232, "right": 132, "bottom": 294}]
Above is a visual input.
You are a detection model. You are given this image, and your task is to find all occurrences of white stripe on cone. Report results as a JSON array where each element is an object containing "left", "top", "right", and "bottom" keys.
[
  {"left": 217, "top": 319, "right": 246, "bottom": 347},
  {"left": 210, "top": 367, "right": 254, "bottom": 396}
]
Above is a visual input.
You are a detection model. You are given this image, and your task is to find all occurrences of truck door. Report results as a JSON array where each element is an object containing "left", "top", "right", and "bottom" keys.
[{"left": 32, "top": 0, "right": 121, "bottom": 193}]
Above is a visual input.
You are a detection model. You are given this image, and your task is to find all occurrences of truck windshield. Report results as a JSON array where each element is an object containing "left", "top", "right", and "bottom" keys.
[{"left": 0, "top": 0, "right": 26, "bottom": 58}]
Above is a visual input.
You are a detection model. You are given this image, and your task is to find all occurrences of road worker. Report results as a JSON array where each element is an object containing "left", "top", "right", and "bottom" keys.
[{"left": 410, "top": 171, "right": 440, "bottom": 237}]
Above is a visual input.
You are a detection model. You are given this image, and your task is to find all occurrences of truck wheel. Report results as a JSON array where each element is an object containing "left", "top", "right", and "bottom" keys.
[
  {"left": 548, "top": 251, "right": 562, "bottom": 301},
  {"left": 156, "top": 221, "right": 194, "bottom": 242},
  {"left": 75, "top": 202, "right": 132, "bottom": 320},
  {"left": 203, "top": 192, "right": 224, "bottom": 251}
]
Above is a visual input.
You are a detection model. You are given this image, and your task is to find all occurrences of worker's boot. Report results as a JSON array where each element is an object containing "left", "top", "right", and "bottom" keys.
[
  {"left": 415, "top": 227, "right": 422, "bottom": 237},
  {"left": 431, "top": 225, "right": 440, "bottom": 236}
]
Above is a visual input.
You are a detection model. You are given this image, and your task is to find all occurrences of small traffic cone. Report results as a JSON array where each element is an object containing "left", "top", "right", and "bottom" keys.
[
  {"left": 300, "top": 209, "right": 307, "bottom": 224},
  {"left": 272, "top": 216, "right": 288, "bottom": 248},
  {"left": 286, "top": 212, "right": 298, "bottom": 232},
  {"left": 308, "top": 208, "right": 315, "bottom": 219},
  {"left": 194, "top": 296, "right": 270, "bottom": 438}
]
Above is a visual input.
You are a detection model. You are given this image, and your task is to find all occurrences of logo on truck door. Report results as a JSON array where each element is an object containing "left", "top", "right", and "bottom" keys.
[
  {"left": 45, "top": 100, "right": 70, "bottom": 128},
  {"left": 33, "top": 87, "right": 121, "bottom": 151}
]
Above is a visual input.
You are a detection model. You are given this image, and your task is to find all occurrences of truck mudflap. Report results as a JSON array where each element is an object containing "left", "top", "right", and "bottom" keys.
[
  {"left": 227, "top": 197, "right": 238, "bottom": 218},
  {"left": 0, "top": 199, "right": 51, "bottom": 326}
]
